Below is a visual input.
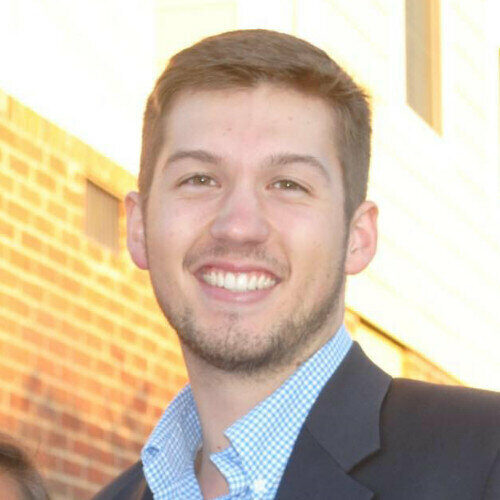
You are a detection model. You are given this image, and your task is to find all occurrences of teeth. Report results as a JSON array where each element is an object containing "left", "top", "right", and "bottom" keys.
[
  {"left": 248, "top": 275, "right": 257, "bottom": 291},
  {"left": 236, "top": 273, "right": 247, "bottom": 291},
  {"left": 202, "top": 270, "right": 276, "bottom": 292},
  {"left": 224, "top": 272, "right": 236, "bottom": 289},
  {"left": 217, "top": 272, "right": 224, "bottom": 287}
]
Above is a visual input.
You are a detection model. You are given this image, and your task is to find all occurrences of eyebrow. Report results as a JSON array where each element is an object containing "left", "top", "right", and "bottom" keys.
[
  {"left": 163, "top": 149, "right": 331, "bottom": 181},
  {"left": 264, "top": 153, "right": 331, "bottom": 181},
  {"left": 163, "top": 149, "right": 223, "bottom": 170}
]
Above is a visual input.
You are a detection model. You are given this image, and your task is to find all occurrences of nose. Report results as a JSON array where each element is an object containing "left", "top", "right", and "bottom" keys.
[{"left": 210, "top": 184, "right": 270, "bottom": 244}]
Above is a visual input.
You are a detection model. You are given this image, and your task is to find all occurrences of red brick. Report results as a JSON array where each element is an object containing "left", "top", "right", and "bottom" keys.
[
  {"left": 0, "top": 362, "right": 18, "bottom": 384},
  {"left": 21, "top": 325, "right": 41, "bottom": 345},
  {"left": 0, "top": 217, "right": 15, "bottom": 239},
  {"left": 0, "top": 170, "right": 14, "bottom": 190},
  {"left": 10, "top": 393, "right": 31, "bottom": 412},
  {"left": 72, "top": 439, "right": 91, "bottom": 457},
  {"left": 36, "top": 262, "right": 59, "bottom": 283},
  {"left": 18, "top": 421, "right": 44, "bottom": 442},
  {"left": 85, "top": 331, "right": 102, "bottom": 351},
  {"left": 37, "top": 402, "right": 57, "bottom": 421},
  {"left": 22, "top": 231, "right": 43, "bottom": 252},
  {"left": 86, "top": 422, "right": 105, "bottom": 441},
  {"left": 0, "top": 123, "right": 16, "bottom": 146},
  {"left": 8, "top": 154, "right": 29, "bottom": 176},
  {"left": 48, "top": 338, "right": 67, "bottom": 357},
  {"left": 49, "top": 155, "right": 67, "bottom": 177},
  {"left": 36, "top": 309, "right": 56, "bottom": 328},
  {"left": 33, "top": 215, "right": 55, "bottom": 237},
  {"left": 47, "top": 244, "right": 67, "bottom": 266},
  {"left": 0, "top": 125, "right": 42, "bottom": 161},
  {"left": 22, "top": 280, "right": 44, "bottom": 301},
  {"left": 94, "top": 313, "right": 114, "bottom": 333},
  {"left": 34, "top": 449, "right": 58, "bottom": 470},
  {"left": 71, "top": 256, "right": 90, "bottom": 276},
  {"left": 35, "top": 169, "right": 56, "bottom": 191},
  {"left": 62, "top": 458, "right": 83, "bottom": 478},
  {"left": 87, "top": 466, "right": 113, "bottom": 485},
  {"left": 35, "top": 355, "right": 59, "bottom": 378},
  {"left": 63, "top": 185, "right": 83, "bottom": 206},
  {"left": 19, "top": 184, "right": 42, "bottom": 206},
  {"left": 8, "top": 247, "right": 33, "bottom": 272},
  {"left": 62, "top": 229, "right": 81, "bottom": 251},
  {"left": 5, "top": 294, "right": 30, "bottom": 317},
  {"left": 46, "top": 291, "right": 68, "bottom": 313},
  {"left": 7, "top": 199, "right": 30, "bottom": 224},
  {"left": 119, "top": 326, "right": 137, "bottom": 344},
  {"left": 71, "top": 485, "right": 95, "bottom": 499},
  {"left": 71, "top": 348, "right": 92, "bottom": 370},
  {"left": 0, "top": 412, "right": 18, "bottom": 433},
  {"left": 73, "top": 303, "right": 91, "bottom": 323},
  {"left": 96, "top": 359, "right": 115, "bottom": 379},
  {"left": 47, "top": 200, "right": 67, "bottom": 220},
  {"left": 87, "top": 242, "right": 104, "bottom": 261},
  {"left": 61, "top": 412, "right": 82, "bottom": 432},
  {"left": 46, "top": 429, "right": 67, "bottom": 448}
]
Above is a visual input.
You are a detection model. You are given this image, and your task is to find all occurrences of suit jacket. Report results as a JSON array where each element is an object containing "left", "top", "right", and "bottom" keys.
[{"left": 93, "top": 342, "right": 500, "bottom": 499}]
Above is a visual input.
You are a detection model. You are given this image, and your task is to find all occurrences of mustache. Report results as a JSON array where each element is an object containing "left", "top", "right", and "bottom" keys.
[{"left": 184, "top": 244, "right": 289, "bottom": 276}]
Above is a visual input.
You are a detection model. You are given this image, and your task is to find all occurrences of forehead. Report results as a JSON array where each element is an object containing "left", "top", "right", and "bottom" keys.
[{"left": 159, "top": 84, "right": 340, "bottom": 172}]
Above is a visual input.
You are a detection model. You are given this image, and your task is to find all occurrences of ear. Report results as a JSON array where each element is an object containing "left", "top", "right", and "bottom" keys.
[
  {"left": 125, "top": 191, "right": 149, "bottom": 270},
  {"left": 344, "top": 201, "right": 378, "bottom": 275}
]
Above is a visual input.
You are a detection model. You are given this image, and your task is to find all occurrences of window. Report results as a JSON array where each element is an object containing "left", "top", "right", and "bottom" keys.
[
  {"left": 85, "top": 180, "right": 119, "bottom": 252},
  {"left": 406, "top": 0, "right": 442, "bottom": 133}
]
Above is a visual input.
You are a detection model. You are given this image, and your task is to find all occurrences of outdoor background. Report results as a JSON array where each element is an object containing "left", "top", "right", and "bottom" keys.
[{"left": 0, "top": 0, "right": 499, "bottom": 498}]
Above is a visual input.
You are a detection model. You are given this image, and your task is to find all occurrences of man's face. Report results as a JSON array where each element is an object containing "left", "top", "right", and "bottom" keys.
[{"left": 129, "top": 84, "right": 354, "bottom": 373}]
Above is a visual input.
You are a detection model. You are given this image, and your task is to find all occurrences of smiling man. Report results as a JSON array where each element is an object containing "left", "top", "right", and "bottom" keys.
[{"left": 95, "top": 30, "right": 500, "bottom": 500}]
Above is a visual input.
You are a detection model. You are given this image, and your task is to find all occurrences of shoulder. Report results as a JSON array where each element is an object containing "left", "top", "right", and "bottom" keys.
[
  {"left": 92, "top": 461, "right": 148, "bottom": 500},
  {"left": 386, "top": 378, "right": 500, "bottom": 426},
  {"left": 382, "top": 378, "right": 500, "bottom": 457}
]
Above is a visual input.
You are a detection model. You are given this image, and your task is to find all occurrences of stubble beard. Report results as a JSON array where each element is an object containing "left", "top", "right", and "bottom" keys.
[{"left": 152, "top": 250, "right": 347, "bottom": 376}]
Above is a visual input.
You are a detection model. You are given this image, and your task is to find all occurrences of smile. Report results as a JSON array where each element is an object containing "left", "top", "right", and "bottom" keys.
[{"left": 201, "top": 270, "right": 277, "bottom": 292}]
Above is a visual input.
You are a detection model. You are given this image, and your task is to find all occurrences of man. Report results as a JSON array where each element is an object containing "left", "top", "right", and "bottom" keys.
[{"left": 95, "top": 30, "right": 500, "bottom": 499}]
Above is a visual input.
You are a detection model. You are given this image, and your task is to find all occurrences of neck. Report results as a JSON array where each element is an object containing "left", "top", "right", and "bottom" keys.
[
  {"left": 184, "top": 350, "right": 297, "bottom": 455},
  {"left": 182, "top": 315, "right": 344, "bottom": 498},
  {"left": 184, "top": 349, "right": 301, "bottom": 499},
  {"left": 182, "top": 318, "right": 343, "bottom": 457}
]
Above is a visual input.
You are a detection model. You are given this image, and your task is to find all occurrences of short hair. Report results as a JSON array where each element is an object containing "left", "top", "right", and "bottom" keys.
[
  {"left": 140, "top": 29, "right": 371, "bottom": 222},
  {"left": 0, "top": 438, "right": 50, "bottom": 500}
]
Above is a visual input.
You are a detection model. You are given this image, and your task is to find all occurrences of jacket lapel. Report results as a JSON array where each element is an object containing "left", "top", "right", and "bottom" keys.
[{"left": 275, "top": 342, "right": 391, "bottom": 500}]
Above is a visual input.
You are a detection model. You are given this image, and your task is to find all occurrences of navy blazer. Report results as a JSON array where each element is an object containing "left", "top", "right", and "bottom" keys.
[{"left": 93, "top": 343, "right": 500, "bottom": 499}]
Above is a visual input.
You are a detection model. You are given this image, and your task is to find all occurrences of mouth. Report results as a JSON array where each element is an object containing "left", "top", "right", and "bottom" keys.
[{"left": 194, "top": 264, "right": 281, "bottom": 303}]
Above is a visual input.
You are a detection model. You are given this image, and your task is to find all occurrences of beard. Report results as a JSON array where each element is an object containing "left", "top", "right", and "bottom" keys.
[{"left": 150, "top": 244, "right": 347, "bottom": 375}]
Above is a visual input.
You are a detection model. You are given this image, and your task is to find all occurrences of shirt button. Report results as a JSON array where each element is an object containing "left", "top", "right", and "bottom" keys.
[{"left": 253, "top": 478, "right": 267, "bottom": 494}]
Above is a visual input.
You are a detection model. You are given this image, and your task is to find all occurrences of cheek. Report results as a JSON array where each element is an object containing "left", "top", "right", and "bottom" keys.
[
  {"left": 277, "top": 207, "right": 341, "bottom": 252},
  {"left": 149, "top": 200, "right": 210, "bottom": 242}
]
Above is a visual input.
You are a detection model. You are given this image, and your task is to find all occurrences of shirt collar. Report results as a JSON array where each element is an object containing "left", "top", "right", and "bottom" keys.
[{"left": 141, "top": 385, "right": 202, "bottom": 495}]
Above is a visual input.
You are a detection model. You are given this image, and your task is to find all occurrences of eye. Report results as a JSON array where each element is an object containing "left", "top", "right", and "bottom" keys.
[
  {"left": 180, "top": 174, "right": 218, "bottom": 187},
  {"left": 270, "top": 179, "right": 308, "bottom": 192}
]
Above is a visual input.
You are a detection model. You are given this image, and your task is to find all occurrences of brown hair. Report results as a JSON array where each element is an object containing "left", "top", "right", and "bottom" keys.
[
  {"left": 0, "top": 437, "right": 50, "bottom": 500},
  {"left": 139, "top": 29, "right": 371, "bottom": 222}
]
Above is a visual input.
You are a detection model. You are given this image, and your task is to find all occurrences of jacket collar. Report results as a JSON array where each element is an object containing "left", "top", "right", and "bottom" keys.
[{"left": 275, "top": 342, "right": 392, "bottom": 499}]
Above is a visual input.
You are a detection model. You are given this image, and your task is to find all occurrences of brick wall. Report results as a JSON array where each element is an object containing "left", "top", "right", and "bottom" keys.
[
  {"left": 0, "top": 88, "right": 459, "bottom": 498},
  {"left": 0, "top": 89, "right": 187, "bottom": 498}
]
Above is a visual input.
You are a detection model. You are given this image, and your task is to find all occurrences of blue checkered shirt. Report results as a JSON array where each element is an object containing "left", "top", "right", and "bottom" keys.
[{"left": 141, "top": 325, "right": 352, "bottom": 499}]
